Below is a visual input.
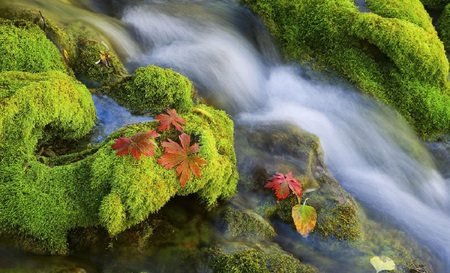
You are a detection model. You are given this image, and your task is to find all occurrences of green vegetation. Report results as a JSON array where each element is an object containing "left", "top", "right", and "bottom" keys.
[
  {"left": 0, "top": 69, "right": 237, "bottom": 253},
  {"left": 0, "top": 19, "right": 67, "bottom": 73},
  {"left": 241, "top": 0, "right": 450, "bottom": 139},
  {"left": 68, "top": 22, "right": 126, "bottom": 85},
  {"left": 104, "top": 65, "right": 195, "bottom": 115}
]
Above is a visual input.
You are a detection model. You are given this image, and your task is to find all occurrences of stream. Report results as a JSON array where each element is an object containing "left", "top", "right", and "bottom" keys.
[{"left": 2, "top": 0, "right": 450, "bottom": 272}]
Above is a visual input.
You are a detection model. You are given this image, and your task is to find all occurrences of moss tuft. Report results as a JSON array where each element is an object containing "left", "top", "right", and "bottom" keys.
[
  {"left": 104, "top": 65, "right": 195, "bottom": 115},
  {"left": 0, "top": 19, "right": 67, "bottom": 73}
]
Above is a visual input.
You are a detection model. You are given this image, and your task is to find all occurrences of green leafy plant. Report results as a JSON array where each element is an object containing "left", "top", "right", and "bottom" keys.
[
  {"left": 265, "top": 172, "right": 317, "bottom": 237},
  {"left": 158, "top": 133, "right": 207, "bottom": 187},
  {"left": 111, "top": 130, "right": 160, "bottom": 160}
]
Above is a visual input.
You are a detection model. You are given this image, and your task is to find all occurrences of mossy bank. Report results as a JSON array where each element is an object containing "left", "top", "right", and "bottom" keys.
[{"left": 241, "top": 0, "right": 450, "bottom": 139}]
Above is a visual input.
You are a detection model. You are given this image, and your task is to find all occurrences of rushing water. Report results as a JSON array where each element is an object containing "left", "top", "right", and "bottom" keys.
[{"left": 3, "top": 0, "right": 450, "bottom": 271}]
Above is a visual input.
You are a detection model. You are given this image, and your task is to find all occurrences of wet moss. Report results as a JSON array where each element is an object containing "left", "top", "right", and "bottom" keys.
[
  {"left": 103, "top": 65, "right": 195, "bottom": 115},
  {"left": 242, "top": 0, "right": 450, "bottom": 139},
  {"left": 0, "top": 19, "right": 67, "bottom": 73},
  {"left": 222, "top": 207, "right": 276, "bottom": 240},
  {"left": 67, "top": 22, "right": 126, "bottom": 85},
  {"left": 207, "top": 244, "right": 318, "bottom": 273}
]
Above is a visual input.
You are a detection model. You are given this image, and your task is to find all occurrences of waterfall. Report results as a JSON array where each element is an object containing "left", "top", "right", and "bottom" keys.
[{"left": 119, "top": 1, "right": 450, "bottom": 271}]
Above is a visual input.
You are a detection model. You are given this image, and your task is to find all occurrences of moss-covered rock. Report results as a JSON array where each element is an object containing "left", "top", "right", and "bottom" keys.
[
  {"left": 0, "top": 70, "right": 237, "bottom": 254},
  {"left": 241, "top": 0, "right": 450, "bottom": 139},
  {"left": 222, "top": 207, "right": 276, "bottom": 240},
  {"left": 235, "top": 122, "right": 362, "bottom": 241},
  {"left": 67, "top": 22, "right": 126, "bottom": 85},
  {"left": 206, "top": 243, "right": 318, "bottom": 273},
  {"left": 0, "top": 19, "right": 67, "bottom": 73},
  {"left": 103, "top": 65, "right": 195, "bottom": 115}
]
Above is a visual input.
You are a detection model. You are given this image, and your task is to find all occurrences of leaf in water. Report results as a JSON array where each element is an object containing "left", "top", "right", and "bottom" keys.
[
  {"left": 112, "top": 130, "right": 160, "bottom": 160},
  {"left": 370, "top": 256, "right": 395, "bottom": 273},
  {"left": 265, "top": 172, "right": 303, "bottom": 200},
  {"left": 155, "top": 108, "right": 186, "bottom": 132},
  {"left": 157, "top": 133, "right": 206, "bottom": 187},
  {"left": 292, "top": 201, "right": 317, "bottom": 237}
]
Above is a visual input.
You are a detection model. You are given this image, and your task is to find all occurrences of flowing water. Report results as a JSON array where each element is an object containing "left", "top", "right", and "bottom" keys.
[{"left": 3, "top": 0, "right": 450, "bottom": 271}]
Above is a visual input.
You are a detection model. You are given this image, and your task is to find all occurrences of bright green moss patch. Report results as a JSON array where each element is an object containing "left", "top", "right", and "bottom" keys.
[
  {"left": 0, "top": 69, "right": 237, "bottom": 253},
  {"left": 242, "top": 0, "right": 450, "bottom": 139},
  {"left": 104, "top": 65, "right": 195, "bottom": 115},
  {"left": 0, "top": 19, "right": 67, "bottom": 73}
]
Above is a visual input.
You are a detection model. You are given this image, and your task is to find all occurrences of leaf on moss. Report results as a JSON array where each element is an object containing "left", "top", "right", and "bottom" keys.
[
  {"left": 370, "top": 256, "right": 395, "bottom": 273},
  {"left": 292, "top": 200, "right": 316, "bottom": 237},
  {"left": 112, "top": 130, "right": 160, "bottom": 160},
  {"left": 265, "top": 172, "right": 303, "bottom": 200},
  {"left": 155, "top": 108, "right": 186, "bottom": 132},
  {"left": 157, "top": 133, "right": 206, "bottom": 187}
]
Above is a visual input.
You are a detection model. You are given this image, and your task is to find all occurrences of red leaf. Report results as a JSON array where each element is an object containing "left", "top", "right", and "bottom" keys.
[
  {"left": 155, "top": 109, "right": 186, "bottom": 132},
  {"left": 112, "top": 130, "right": 160, "bottom": 160},
  {"left": 265, "top": 172, "right": 302, "bottom": 200},
  {"left": 157, "top": 133, "right": 206, "bottom": 187}
]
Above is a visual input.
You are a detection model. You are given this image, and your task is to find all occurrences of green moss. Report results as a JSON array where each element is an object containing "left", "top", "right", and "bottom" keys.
[
  {"left": 207, "top": 245, "right": 318, "bottom": 273},
  {"left": 366, "top": 0, "right": 435, "bottom": 33},
  {"left": 104, "top": 65, "right": 195, "bottom": 115},
  {"left": 437, "top": 3, "right": 450, "bottom": 51},
  {"left": 0, "top": 19, "right": 67, "bottom": 73},
  {"left": 68, "top": 22, "right": 126, "bottom": 85},
  {"left": 420, "top": 0, "right": 450, "bottom": 8},
  {"left": 242, "top": 0, "right": 450, "bottom": 139},
  {"left": 223, "top": 207, "right": 276, "bottom": 240},
  {"left": 0, "top": 68, "right": 237, "bottom": 253}
]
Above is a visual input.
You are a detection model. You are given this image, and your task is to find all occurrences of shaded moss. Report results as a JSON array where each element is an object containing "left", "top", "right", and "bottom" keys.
[
  {"left": 242, "top": 0, "right": 450, "bottom": 139},
  {"left": 437, "top": 3, "right": 450, "bottom": 51},
  {"left": 0, "top": 19, "right": 67, "bottom": 73},
  {"left": 222, "top": 207, "right": 276, "bottom": 240},
  {"left": 103, "top": 65, "right": 195, "bottom": 115},
  {"left": 67, "top": 22, "right": 126, "bottom": 85},
  {"left": 207, "top": 244, "right": 318, "bottom": 273}
]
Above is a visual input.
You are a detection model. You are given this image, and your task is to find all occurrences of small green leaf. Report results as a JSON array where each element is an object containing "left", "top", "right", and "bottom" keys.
[
  {"left": 292, "top": 200, "right": 316, "bottom": 237},
  {"left": 370, "top": 256, "right": 395, "bottom": 273}
]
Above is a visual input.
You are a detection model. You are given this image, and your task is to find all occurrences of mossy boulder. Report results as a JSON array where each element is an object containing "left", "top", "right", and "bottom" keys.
[
  {"left": 235, "top": 122, "right": 362, "bottom": 241},
  {"left": 67, "top": 22, "right": 126, "bottom": 85},
  {"left": 103, "top": 65, "right": 195, "bottom": 115},
  {"left": 206, "top": 243, "right": 318, "bottom": 273},
  {"left": 0, "top": 69, "right": 237, "bottom": 254},
  {"left": 0, "top": 19, "right": 67, "bottom": 73},
  {"left": 242, "top": 0, "right": 450, "bottom": 139}
]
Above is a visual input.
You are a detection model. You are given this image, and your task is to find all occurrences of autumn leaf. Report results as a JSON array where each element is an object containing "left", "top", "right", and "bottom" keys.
[
  {"left": 157, "top": 133, "right": 206, "bottom": 187},
  {"left": 292, "top": 199, "right": 317, "bottom": 237},
  {"left": 112, "top": 130, "right": 160, "bottom": 160},
  {"left": 370, "top": 256, "right": 395, "bottom": 273},
  {"left": 155, "top": 108, "right": 186, "bottom": 132},
  {"left": 265, "top": 172, "right": 303, "bottom": 200}
]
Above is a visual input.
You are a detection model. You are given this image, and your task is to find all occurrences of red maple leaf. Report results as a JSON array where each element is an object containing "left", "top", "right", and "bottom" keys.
[
  {"left": 155, "top": 109, "right": 186, "bottom": 132},
  {"left": 157, "top": 133, "right": 207, "bottom": 187},
  {"left": 265, "top": 172, "right": 303, "bottom": 200},
  {"left": 112, "top": 130, "right": 160, "bottom": 160}
]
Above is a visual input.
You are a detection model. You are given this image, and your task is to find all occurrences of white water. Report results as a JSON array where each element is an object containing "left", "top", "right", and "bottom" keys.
[{"left": 103, "top": 0, "right": 450, "bottom": 271}]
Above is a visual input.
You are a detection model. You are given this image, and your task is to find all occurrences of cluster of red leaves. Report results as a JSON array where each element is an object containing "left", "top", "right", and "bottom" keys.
[
  {"left": 264, "top": 172, "right": 302, "bottom": 201},
  {"left": 111, "top": 109, "right": 206, "bottom": 187}
]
